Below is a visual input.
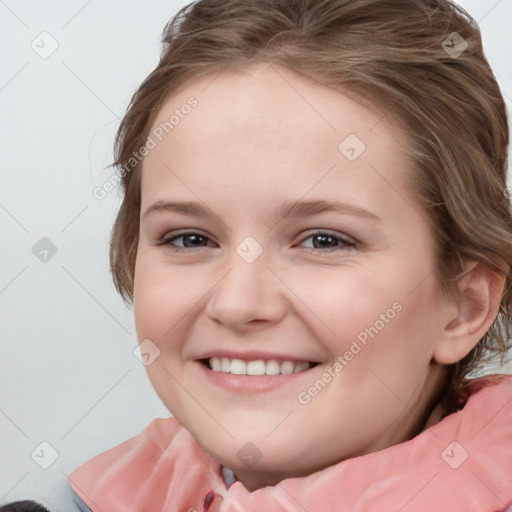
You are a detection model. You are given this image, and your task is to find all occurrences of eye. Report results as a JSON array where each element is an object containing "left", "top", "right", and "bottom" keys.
[
  {"left": 298, "top": 231, "right": 356, "bottom": 251},
  {"left": 154, "top": 230, "right": 357, "bottom": 252},
  {"left": 154, "top": 231, "right": 215, "bottom": 250}
]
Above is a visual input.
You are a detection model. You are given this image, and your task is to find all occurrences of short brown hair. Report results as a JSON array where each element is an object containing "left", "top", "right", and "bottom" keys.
[{"left": 109, "top": 0, "right": 512, "bottom": 402}]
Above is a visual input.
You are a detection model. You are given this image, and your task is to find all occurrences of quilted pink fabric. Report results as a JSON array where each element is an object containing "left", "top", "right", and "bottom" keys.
[{"left": 68, "top": 374, "right": 512, "bottom": 512}]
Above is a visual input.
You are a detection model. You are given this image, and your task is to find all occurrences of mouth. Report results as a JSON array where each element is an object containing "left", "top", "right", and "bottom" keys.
[{"left": 200, "top": 357, "right": 319, "bottom": 376}]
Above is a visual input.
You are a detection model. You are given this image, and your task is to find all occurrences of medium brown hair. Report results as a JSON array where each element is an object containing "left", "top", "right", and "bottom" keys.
[{"left": 109, "top": 0, "right": 512, "bottom": 401}]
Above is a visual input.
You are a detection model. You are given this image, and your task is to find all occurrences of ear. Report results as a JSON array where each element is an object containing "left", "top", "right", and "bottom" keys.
[{"left": 433, "top": 261, "right": 506, "bottom": 365}]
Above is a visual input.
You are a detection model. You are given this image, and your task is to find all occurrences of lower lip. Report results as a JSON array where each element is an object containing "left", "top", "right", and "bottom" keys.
[{"left": 197, "top": 361, "right": 316, "bottom": 393}]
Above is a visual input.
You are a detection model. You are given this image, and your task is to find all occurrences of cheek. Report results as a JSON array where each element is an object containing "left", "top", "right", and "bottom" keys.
[
  {"left": 347, "top": 278, "right": 446, "bottom": 409},
  {"left": 309, "top": 264, "right": 441, "bottom": 380},
  {"left": 133, "top": 254, "right": 204, "bottom": 343},
  {"left": 133, "top": 256, "right": 198, "bottom": 414},
  {"left": 286, "top": 266, "right": 405, "bottom": 353}
]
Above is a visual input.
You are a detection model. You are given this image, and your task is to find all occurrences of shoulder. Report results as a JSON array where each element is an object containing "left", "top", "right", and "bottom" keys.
[
  {"left": 68, "top": 418, "right": 184, "bottom": 510},
  {"left": 457, "top": 372, "right": 512, "bottom": 423},
  {"left": 438, "top": 373, "right": 512, "bottom": 437},
  {"left": 66, "top": 416, "right": 224, "bottom": 511},
  {"left": 69, "top": 416, "right": 181, "bottom": 480}
]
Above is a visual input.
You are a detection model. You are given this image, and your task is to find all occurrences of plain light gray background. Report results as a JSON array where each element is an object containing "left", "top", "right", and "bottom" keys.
[{"left": 1, "top": 0, "right": 511, "bottom": 509}]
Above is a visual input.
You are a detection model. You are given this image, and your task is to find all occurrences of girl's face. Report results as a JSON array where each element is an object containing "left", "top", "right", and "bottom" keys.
[{"left": 134, "top": 62, "right": 454, "bottom": 490}]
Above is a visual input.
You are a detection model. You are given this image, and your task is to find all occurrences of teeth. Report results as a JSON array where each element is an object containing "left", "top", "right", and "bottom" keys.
[
  {"left": 221, "top": 357, "right": 230, "bottom": 372},
  {"left": 280, "top": 361, "right": 294, "bottom": 375},
  {"left": 230, "top": 359, "right": 246, "bottom": 375},
  {"left": 266, "top": 359, "right": 280, "bottom": 376},
  {"left": 246, "top": 360, "right": 266, "bottom": 375},
  {"left": 208, "top": 357, "right": 312, "bottom": 375}
]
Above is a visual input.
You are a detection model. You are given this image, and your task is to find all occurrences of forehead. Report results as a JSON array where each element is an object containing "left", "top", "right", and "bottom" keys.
[
  {"left": 140, "top": 62, "right": 414, "bottom": 219},
  {"left": 147, "top": 61, "right": 402, "bottom": 148}
]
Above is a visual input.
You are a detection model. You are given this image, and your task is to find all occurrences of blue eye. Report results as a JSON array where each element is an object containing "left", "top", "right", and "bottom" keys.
[
  {"left": 156, "top": 231, "right": 213, "bottom": 249},
  {"left": 299, "top": 232, "right": 356, "bottom": 250},
  {"left": 155, "top": 230, "right": 356, "bottom": 252}
]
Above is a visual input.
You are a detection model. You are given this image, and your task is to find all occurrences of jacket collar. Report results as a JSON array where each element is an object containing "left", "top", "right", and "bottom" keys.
[{"left": 69, "top": 374, "right": 512, "bottom": 512}]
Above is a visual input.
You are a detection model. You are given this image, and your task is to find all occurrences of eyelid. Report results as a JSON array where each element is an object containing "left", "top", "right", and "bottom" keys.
[
  {"left": 154, "top": 228, "right": 357, "bottom": 252},
  {"left": 297, "top": 229, "right": 356, "bottom": 246},
  {"left": 154, "top": 229, "right": 217, "bottom": 248}
]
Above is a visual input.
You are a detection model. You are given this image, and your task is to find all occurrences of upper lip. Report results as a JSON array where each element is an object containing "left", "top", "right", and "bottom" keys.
[{"left": 195, "top": 350, "right": 319, "bottom": 363}]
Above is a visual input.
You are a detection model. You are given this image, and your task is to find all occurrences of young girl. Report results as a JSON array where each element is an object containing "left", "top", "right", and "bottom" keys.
[{"left": 68, "top": 0, "right": 512, "bottom": 510}]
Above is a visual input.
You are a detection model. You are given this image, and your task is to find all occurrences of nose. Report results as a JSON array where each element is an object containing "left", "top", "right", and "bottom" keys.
[{"left": 205, "top": 249, "right": 287, "bottom": 332}]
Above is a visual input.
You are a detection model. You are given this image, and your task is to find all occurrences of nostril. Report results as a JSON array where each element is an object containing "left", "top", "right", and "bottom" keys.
[
  {"left": 202, "top": 490, "right": 224, "bottom": 511},
  {"left": 203, "top": 490, "right": 215, "bottom": 510}
]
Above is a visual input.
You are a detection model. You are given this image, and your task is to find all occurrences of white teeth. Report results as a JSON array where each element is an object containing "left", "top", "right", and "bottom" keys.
[
  {"left": 230, "top": 358, "right": 246, "bottom": 375},
  {"left": 265, "top": 359, "right": 280, "bottom": 376},
  {"left": 246, "top": 360, "right": 266, "bottom": 375},
  {"left": 221, "top": 357, "right": 231, "bottom": 372},
  {"left": 280, "top": 361, "right": 294, "bottom": 375},
  {"left": 211, "top": 356, "right": 221, "bottom": 371},
  {"left": 208, "top": 357, "right": 312, "bottom": 376}
]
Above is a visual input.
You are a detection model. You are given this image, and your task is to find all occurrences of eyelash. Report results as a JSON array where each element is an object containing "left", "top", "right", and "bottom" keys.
[{"left": 154, "top": 230, "right": 357, "bottom": 253}]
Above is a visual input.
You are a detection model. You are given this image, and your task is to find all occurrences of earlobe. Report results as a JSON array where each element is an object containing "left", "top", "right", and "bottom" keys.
[{"left": 433, "top": 262, "right": 505, "bottom": 365}]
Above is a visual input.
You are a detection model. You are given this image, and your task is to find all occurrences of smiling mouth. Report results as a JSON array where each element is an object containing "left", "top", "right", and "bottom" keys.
[{"left": 201, "top": 357, "right": 319, "bottom": 376}]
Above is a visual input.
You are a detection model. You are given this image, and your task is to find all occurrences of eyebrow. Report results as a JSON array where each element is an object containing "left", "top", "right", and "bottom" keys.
[{"left": 143, "top": 199, "right": 381, "bottom": 223}]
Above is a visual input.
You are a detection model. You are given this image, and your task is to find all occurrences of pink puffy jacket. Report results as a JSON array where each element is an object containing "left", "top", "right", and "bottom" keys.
[{"left": 68, "top": 374, "right": 512, "bottom": 512}]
